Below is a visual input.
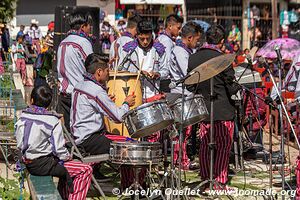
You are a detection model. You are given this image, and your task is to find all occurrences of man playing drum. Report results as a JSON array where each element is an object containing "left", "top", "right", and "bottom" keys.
[
  {"left": 170, "top": 21, "right": 202, "bottom": 170},
  {"left": 119, "top": 19, "right": 168, "bottom": 100},
  {"left": 70, "top": 53, "right": 145, "bottom": 189}
]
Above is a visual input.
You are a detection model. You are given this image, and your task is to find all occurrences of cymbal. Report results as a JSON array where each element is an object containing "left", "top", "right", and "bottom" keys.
[{"left": 185, "top": 54, "right": 236, "bottom": 85}]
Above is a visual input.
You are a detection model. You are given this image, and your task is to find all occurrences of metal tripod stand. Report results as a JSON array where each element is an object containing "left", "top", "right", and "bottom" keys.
[{"left": 264, "top": 60, "right": 300, "bottom": 199}]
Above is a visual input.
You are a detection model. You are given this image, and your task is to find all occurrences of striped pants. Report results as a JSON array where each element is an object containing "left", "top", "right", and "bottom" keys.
[
  {"left": 199, "top": 121, "right": 234, "bottom": 184},
  {"left": 296, "top": 156, "right": 300, "bottom": 199},
  {"left": 174, "top": 125, "right": 192, "bottom": 168},
  {"left": 59, "top": 161, "right": 93, "bottom": 200},
  {"left": 120, "top": 166, "right": 147, "bottom": 190}
]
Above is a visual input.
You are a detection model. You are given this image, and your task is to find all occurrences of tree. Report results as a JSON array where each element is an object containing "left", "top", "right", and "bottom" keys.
[{"left": 0, "top": 0, "right": 17, "bottom": 23}]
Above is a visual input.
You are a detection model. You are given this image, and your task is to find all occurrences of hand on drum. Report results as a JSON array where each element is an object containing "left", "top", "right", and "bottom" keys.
[
  {"left": 108, "top": 94, "right": 116, "bottom": 102},
  {"left": 142, "top": 70, "right": 160, "bottom": 80},
  {"left": 149, "top": 71, "right": 160, "bottom": 79},
  {"left": 108, "top": 56, "right": 119, "bottom": 66},
  {"left": 124, "top": 94, "right": 136, "bottom": 107}
]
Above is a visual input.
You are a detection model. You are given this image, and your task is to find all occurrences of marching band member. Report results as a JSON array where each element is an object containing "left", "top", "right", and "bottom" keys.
[
  {"left": 70, "top": 53, "right": 135, "bottom": 153},
  {"left": 170, "top": 21, "right": 202, "bottom": 170},
  {"left": 15, "top": 85, "right": 92, "bottom": 200},
  {"left": 56, "top": 12, "right": 94, "bottom": 131},
  {"left": 119, "top": 20, "right": 168, "bottom": 100},
  {"left": 70, "top": 53, "right": 145, "bottom": 189},
  {"left": 188, "top": 25, "right": 240, "bottom": 190},
  {"left": 170, "top": 21, "right": 201, "bottom": 95},
  {"left": 109, "top": 14, "right": 142, "bottom": 62},
  {"left": 157, "top": 14, "right": 183, "bottom": 92}
]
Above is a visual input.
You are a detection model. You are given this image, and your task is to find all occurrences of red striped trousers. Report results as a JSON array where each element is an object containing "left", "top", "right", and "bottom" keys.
[
  {"left": 60, "top": 161, "right": 93, "bottom": 200},
  {"left": 199, "top": 121, "right": 234, "bottom": 184},
  {"left": 296, "top": 156, "right": 300, "bottom": 199},
  {"left": 173, "top": 125, "right": 192, "bottom": 168}
]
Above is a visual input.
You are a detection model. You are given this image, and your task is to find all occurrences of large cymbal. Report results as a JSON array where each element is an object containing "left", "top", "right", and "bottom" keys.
[{"left": 185, "top": 54, "right": 236, "bottom": 85}]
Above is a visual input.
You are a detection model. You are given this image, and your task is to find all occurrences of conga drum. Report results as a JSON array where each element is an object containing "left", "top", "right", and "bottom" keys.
[{"left": 105, "top": 71, "right": 142, "bottom": 136}]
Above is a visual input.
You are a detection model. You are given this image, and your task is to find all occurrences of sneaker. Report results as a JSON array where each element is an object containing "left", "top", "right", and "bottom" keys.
[{"left": 189, "top": 162, "right": 200, "bottom": 170}]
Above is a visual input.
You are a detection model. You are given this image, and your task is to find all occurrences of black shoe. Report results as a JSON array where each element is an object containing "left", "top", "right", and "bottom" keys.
[
  {"left": 94, "top": 171, "right": 111, "bottom": 183},
  {"left": 189, "top": 161, "right": 200, "bottom": 170}
]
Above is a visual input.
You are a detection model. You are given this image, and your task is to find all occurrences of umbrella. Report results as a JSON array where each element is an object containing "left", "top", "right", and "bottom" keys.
[
  {"left": 193, "top": 20, "right": 211, "bottom": 32},
  {"left": 255, "top": 38, "right": 300, "bottom": 60},
  {"left": 183, "top": 20, "right": 211, "bottom": 32}
]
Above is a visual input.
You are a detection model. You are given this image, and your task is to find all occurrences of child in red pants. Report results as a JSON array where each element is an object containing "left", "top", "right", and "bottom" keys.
[{"left": 12, "top": 35, "right": 27, "bottom": 85}]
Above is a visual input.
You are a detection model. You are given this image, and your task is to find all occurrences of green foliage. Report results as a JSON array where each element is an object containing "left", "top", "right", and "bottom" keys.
[
  {"left": 6, "top": 119, "right": 15, "bottom": 132},
  {"left": 0, "top": 0, "right": 17, "bottom": 23},
  {"left": 0, "top": 173, "right": 30, "bottom": 200},
  {"left": 0, "top": 75, "right": 13, "bottom": 89},
  {"left": 0, "top": 74, "right": 14, "bottom": 99}
]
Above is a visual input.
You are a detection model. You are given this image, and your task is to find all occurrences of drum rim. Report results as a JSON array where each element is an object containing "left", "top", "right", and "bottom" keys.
[
  {"left": 108, "top": 71, "right": 139, "bottom": 77},
  {"left": 122, "top": 100, "right": 168, "bottom": 117},
  {"left": 171, "top": 94, "right": 204, "bottom": 106}
]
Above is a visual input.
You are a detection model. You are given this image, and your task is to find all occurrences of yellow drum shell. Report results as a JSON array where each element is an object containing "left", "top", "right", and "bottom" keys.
[{"left": 104, "top": 71, "right": 143, "bottom": 136}]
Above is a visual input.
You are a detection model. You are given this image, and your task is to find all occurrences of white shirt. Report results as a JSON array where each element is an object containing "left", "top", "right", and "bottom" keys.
[
  {"left": 170, "top": 42, "right": 193, "bottom": 95},
  {"left": 25, "top": 27, "right": 43, "bottom": 40},
  {"left": 157, "top": 32, "right": 175, "bottom": 79},
  {"left": 70, "top": 73, "right": 129, "bottom": 144},
  {"left": 56, "top": 34, "right": 93, "bottom": 94},
  {"left": 15, "top": 106, "right": 70, "bottom": 160},
  {"left": 119, "top": 40, "right": 168, "bottom": 98}
]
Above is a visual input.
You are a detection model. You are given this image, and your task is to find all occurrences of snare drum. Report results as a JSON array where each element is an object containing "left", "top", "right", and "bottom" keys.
[
  {"left": 109, "top": 141, "right": 162, "bottom": 165},
  {"left": 123, "top": 100, "right": 174, "bottom": 138},
  {"left": 171, "top": 94, "right": 209, "bottom": 127}
]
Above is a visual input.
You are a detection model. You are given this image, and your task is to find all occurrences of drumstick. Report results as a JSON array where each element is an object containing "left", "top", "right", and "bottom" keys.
[
  {"left": 112, "top": 57, "right": 118, "bottom": 96},
  {"left": 132, "top": 59, "right": 144, "bottom": 95}
]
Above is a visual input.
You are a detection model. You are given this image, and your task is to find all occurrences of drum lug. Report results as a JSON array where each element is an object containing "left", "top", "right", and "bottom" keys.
[
  {"left": 146, "top": 149, "right": 151, "bottom": 158},
  {"left": 109, "top": 147, "right": 114, "bottom": 156}
]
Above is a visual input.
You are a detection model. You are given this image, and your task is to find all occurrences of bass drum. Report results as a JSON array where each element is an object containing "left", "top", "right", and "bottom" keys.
[
  {"left": 109, "top": 141, "right": 162, "bottom": 165},
  {"left": 105, "top": 71, "right": 143, "bottom": 136}
]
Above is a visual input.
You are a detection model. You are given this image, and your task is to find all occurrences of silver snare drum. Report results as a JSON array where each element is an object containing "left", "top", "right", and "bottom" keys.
[
  {"left": 171, "top": 94, "right": 209, "bottom": 127},
  {"left": 109, "top": 141, "right": 162, "bottom": 165},
  {"left": 123, "top": 100, "right": 174, "bottom": 138}
]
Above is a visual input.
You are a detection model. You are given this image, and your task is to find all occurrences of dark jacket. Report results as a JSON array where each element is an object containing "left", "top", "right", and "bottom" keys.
[{"left": 187, "top": 48, "right": 240, "bottom": 121}]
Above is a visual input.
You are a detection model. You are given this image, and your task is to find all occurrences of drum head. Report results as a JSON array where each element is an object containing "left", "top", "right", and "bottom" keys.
[
  {"left": 173, "top": 94, "right": 204, "bottom": 104},
  {"left": 109, "top": 71, "right": 138, "bottom": 78}
]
